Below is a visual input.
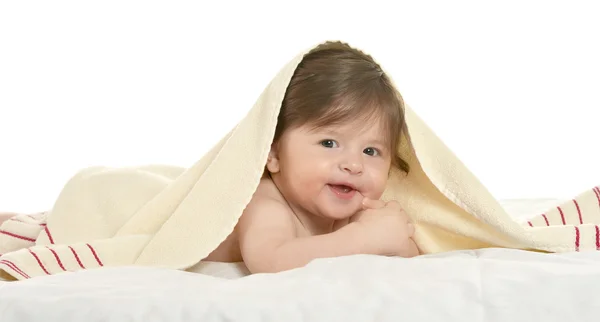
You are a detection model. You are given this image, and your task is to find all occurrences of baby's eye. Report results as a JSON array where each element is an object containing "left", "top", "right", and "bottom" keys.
[
  {"left": 320, "top": 139, "right": 338, "bottom": 148},
  {"left": 363, "top": 147, "right": 379, "bottom": 156}
]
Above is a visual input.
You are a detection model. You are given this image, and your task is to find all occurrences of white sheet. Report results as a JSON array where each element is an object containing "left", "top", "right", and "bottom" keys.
[{"left": 3, "top": 198, "right": 599, "bottom": 321}]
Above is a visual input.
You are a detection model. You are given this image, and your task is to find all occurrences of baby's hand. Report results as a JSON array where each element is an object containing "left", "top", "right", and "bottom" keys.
[{"left": 350, "top": 198, "right": 419, "bottom": 257}]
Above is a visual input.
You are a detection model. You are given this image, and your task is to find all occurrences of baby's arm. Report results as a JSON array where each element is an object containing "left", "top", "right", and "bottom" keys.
[{"left": 237, "top": 198, "right": 369, "bottom": 274}]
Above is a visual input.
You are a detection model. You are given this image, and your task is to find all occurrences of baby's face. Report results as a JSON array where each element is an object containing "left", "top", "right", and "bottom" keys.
[{"left": 269, "top": 118, "right": 392, "bottom": 220}]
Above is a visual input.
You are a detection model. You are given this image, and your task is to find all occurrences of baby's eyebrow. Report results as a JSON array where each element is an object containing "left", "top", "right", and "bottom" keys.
[{"left": 365, "top": 137, "right": 387, "bottom": 147}]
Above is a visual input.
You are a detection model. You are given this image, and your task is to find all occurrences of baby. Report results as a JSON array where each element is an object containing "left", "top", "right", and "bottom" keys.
[{"left": 204, "top": 41, "right": 419, "bottom": 273}]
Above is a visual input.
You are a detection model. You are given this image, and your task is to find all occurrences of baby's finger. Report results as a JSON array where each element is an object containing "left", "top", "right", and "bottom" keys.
[
  {"left": 385, "top": 200, "right": 402, "bottom": 209},
  {"left": 362, "top": 198, "right": 386, "bottom": 209},
  {"left": 405, "top": 239, "right": 420, "bottom": 257}
]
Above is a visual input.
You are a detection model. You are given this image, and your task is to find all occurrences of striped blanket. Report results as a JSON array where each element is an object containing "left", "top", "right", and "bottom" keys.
[
  {"left": 0, "top": 211, "right": 105, "bottom": 280},
  {"left": 525, "top": 187, "right": 600, "bottom": 251}
]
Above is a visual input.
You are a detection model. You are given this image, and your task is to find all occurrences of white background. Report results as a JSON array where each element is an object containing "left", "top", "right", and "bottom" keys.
[{"left": 1, "top": 1, "right": 599, "bottom": 213}]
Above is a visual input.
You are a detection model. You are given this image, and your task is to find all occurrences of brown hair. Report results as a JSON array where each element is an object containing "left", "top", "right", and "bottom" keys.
[{"left": 274, "top": 41, "right": 410, "bottom": 173}]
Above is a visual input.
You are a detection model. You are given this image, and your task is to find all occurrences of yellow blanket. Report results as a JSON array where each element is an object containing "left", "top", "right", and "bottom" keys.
[{"left": 1, "top": 40, "right": 599, "bottom": 281}]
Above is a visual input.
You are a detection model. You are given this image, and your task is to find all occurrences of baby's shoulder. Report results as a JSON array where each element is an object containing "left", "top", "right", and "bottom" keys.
[
  {"left": 237, "top": 178, "right": 297, "bottom": 238},
  {"left": 242, "top": 177, "right": 292, "bottom": 218}
]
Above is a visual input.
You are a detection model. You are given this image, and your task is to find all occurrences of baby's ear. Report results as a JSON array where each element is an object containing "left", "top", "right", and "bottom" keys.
[{"left": 265, "top": 144, "right": 280, "bottom": 174}]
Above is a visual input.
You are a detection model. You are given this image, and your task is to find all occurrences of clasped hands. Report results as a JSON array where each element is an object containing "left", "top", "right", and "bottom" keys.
[{"left": 349, "top": 197, "right": 420, "bottom": 258}]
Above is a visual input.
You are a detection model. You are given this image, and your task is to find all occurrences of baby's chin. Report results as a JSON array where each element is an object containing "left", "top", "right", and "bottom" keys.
[{"left": 317, "top": 204, "right": 362, "bottom": 221}]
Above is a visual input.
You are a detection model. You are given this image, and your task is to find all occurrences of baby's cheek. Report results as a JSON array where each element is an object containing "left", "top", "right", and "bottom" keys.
[{"left": 370, "top": 174, "right": 390, "bottom": 198}]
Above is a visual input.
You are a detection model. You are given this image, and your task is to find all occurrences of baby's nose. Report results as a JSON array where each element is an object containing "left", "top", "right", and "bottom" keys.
[{"left": 340, "top": 161, "right": 363, "bottom": 174}]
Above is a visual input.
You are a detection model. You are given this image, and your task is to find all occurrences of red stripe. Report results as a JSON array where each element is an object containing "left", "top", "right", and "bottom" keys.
[
  {"left": 574, "top": 226, "right": 580, "bottom": 251},
  {"left": 45, "top": 226, "right": 54, "bottom": 244},
  {"left": 69, "top": 246, "right": 85, "bottom": 269},
  {"left": 0, "top": 229, "right": 36, "bottom": 242},
  {"left": 0, "top": 259, "right": 30, "bottom": 279},
  {"left": 594, "top": 187, "right": 600, "bottom": 208},
  {"left": 46, "top": 246, "right": 66, "bottom": 271},
  {"left": 541, "top": 214, "right": 550, "bottom": 226},
  {"left": 557, "top": 206, "right": 566, "bottom": 225},
  {"left": 596, "top": 225, "right": 600, "bottom": 250},
  {"left": 573, "top": 199, "right": 583, "bottom": 224},
  {"left": 86, "top": 244, "right": 103, "bottom": 266},
  {"left": 527, "top": 221, "right": 533, "bottom": 227},
  {"left": 29, "top": 249, "right": 50, "bottom": 275}
]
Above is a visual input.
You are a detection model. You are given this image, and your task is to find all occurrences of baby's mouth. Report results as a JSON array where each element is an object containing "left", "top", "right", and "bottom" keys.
[
  {"left": 327, "top": 184, "right": 359, "bottom": 201},
  {"left": 329, "top": 184, "right": 354, "bottom": 193}
]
